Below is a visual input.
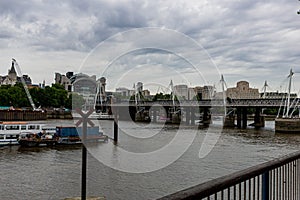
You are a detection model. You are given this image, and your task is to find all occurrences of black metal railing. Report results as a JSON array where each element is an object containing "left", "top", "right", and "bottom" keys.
[{"left": 158, "top": 151, "right": 300, "bottom": 200}]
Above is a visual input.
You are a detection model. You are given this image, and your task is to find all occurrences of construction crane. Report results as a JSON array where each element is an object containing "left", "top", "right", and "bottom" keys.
[{"left": 12, "top": 58, "right": 37, "bottom": 111}]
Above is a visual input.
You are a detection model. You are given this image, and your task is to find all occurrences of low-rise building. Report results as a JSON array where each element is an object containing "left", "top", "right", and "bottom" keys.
[{"left": 226, "top": 81, "right": 259, "bottom": 99}]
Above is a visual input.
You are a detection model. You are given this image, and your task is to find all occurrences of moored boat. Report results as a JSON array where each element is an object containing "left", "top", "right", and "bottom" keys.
[
  {"left": 0, "top": 121, "right": 44, "bottom": 146},
  {"left": 54, "top": 126, "right": 108, "bottom": 145},
  {"left": 18, "top": 131, "right": 58, "bottom": 147},
  {"left": 18, "top": 126, "right": 108, "bottom": 147}
]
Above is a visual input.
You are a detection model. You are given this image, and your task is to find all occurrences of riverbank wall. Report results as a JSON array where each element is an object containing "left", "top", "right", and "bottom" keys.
[{"left": 0, "top": 110, "right": 47, "bottom": 121}]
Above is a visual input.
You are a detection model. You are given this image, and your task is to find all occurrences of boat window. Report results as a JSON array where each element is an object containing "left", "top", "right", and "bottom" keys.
[
  {"left": 5, "top": 125, "right": 20, "bottom": 130},
  {"left": 0, "top": 125, "right": 3, "bottom": 130},
  {"left": 21, "top": 125, "right": 27, "bottom": 130},
  {"left": 0, "top": 135, "right": 4, "bottom": 139},
  {"left": 6, "top": 135, "right": 17, "bottom": 139},
  {"left": 28, "top": 125, "right": 37, "bottom": 130}
]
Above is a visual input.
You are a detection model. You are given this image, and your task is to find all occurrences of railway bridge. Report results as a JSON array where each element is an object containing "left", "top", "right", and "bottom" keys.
[{"left": 107, "top": 98, "right": 292, "bottom": 128}]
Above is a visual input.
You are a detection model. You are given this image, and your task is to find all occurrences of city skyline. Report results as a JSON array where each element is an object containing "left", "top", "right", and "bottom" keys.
[
  {"left": 0, "top": 63, "right": 298, "bottom": 96},
  {"left": 1, "top": 1, "right": 300, "bottom": 94}
]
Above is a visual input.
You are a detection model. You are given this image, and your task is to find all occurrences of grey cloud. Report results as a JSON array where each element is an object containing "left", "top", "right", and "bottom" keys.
[{"left": 1, "top": 0, "right": 300, "bottom": 89}]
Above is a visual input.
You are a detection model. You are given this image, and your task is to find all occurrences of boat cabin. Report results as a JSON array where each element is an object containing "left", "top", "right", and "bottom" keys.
[{"left": 0, "top": 122, "right": 43, "bottom": 134}]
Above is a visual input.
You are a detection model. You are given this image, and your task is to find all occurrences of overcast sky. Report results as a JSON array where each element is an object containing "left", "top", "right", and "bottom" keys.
[{"left": 1, "top": 0, "right": 300, "bottom": 93}]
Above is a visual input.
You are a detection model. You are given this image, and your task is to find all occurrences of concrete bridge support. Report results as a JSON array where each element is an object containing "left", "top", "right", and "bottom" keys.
[
  {"left": 223, "top": 109, "right": 235, "bottom": 128},
  {"left": 152, "top": 109, "right": 157, "bottom": 123},
  {"left": 237, "top": 108, "right": 242, "bottom": 128},
  {"left": 254, "top": 108, "right": 265, "bottom": 128},
  {"left": 185, "top": 107, "right": 191, "bottom": 125},
  {"left": 202, "top": 108, "right": 211, "bottom": 126},
  {"left": 236, "top": 107, "right": 248, "bottom": 129},
  {"left": 190, "top": 108, "right": 196, "bottom": 126},
  {"left": 242, "top": 107, "right": 247, "bottom": 129}
]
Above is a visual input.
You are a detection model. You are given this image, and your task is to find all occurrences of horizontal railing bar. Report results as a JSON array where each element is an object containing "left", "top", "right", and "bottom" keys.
[{"left": 157, "top": 151, "right": 300, "bottom": 200}]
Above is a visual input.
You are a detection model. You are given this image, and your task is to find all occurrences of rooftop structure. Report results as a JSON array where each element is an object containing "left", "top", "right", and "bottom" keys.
[{"left": 0, "top": 61, "right": 32, "bottom": 86}]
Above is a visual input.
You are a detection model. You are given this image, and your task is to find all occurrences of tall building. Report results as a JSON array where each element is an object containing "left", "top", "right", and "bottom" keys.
[
  {"left": 174, "top": 84, "right": 188, "bottom": 100},
  {"left": 55, "top": 72, "right": 72, "bottom": 91}
]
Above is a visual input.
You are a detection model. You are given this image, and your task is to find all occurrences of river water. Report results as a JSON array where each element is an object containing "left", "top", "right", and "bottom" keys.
[{"left": 0, "top": 119, "right": 299, "bottom": 200}]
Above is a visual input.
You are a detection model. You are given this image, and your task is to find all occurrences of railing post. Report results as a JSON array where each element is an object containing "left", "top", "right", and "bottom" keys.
[
  {"left": 262, "top": 171, "right": 270, "bottom": 200},
  {"left": 296, "top": 158, "right": 300, "bottom": 199},
  {"left": 114, "top": 107, "right": 118, "bottom": 143}
]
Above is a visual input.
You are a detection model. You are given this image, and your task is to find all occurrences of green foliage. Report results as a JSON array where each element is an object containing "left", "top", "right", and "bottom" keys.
[
  {"left": 0, "top": 83, "right": 29, "bottom": 107},
  {"left": 263, "top": 108, "right": 279, "bottom": 115},
  {"left": 0, "top": 83, "right": 72, "bottom": 109},
  {"left": 152, "top": 92, "right": 172, "bottom": 101}
]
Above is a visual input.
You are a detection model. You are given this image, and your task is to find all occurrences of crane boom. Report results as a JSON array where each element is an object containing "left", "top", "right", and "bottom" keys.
[{"left": 12, "top": 58, "right": 37, "bottom": 110}]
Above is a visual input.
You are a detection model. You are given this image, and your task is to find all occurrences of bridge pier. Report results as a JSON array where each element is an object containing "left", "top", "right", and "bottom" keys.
[
  {"left": 242, "top": 107, "right": 247, "bottom": 129},
  {"left": 152, "top": 108, "right": 157, "bottom": 123},
  {"left": 190, "top": 108, "right": 196, "bottom": 126},
  {"left": 185, "top": 107, "right": 191, "bottom": 125},
  {"left": 236, "top": 108, "right": 247, "bottom": 129},
  {"left": 223, "top": 110, "right": 235, "bottom": 127},
  {"left": 254, "top": 108, "right": 265, "bottom": 128},
  {"left": 237, "top": 108, "right": 242, "bottom": 128},
  {"left": 202, "top": 108, "right": 211, "bottom": 126}
]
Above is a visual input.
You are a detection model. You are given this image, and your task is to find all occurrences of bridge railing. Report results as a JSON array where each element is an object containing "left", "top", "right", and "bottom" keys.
[
  {"left": 157, "top": 151, "right": 300, "bottom": 200},
  {"left": 111, "top": 98, "right": 287, "bottom": 107}
]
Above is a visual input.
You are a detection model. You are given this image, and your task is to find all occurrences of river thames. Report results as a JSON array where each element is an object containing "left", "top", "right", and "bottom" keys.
[{"left": 0, "top": 119, "right": 299, "bottom": 200}]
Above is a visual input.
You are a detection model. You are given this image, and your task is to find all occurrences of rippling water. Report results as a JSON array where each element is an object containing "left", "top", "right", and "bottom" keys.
[{"left": 0, "top": 119, "right": 299, "bottom": 200}]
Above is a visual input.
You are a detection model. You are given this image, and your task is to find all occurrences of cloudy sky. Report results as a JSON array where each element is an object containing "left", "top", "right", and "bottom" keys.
[{"left": 1, "top": 0, "right": 300, "bottom": 93}]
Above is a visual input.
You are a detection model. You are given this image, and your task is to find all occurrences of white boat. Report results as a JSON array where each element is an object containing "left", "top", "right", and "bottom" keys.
[{"left": 0, "top": 121, "right": 44, "bottom": 146}]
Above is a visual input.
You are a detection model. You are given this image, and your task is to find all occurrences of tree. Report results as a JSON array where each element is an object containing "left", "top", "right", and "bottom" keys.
[
  {"left": 0, "top": 83, "right": 72, "bottom": 109},
  {"left": 7, "top": 84, "right": 29, "bottom": 107}
]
